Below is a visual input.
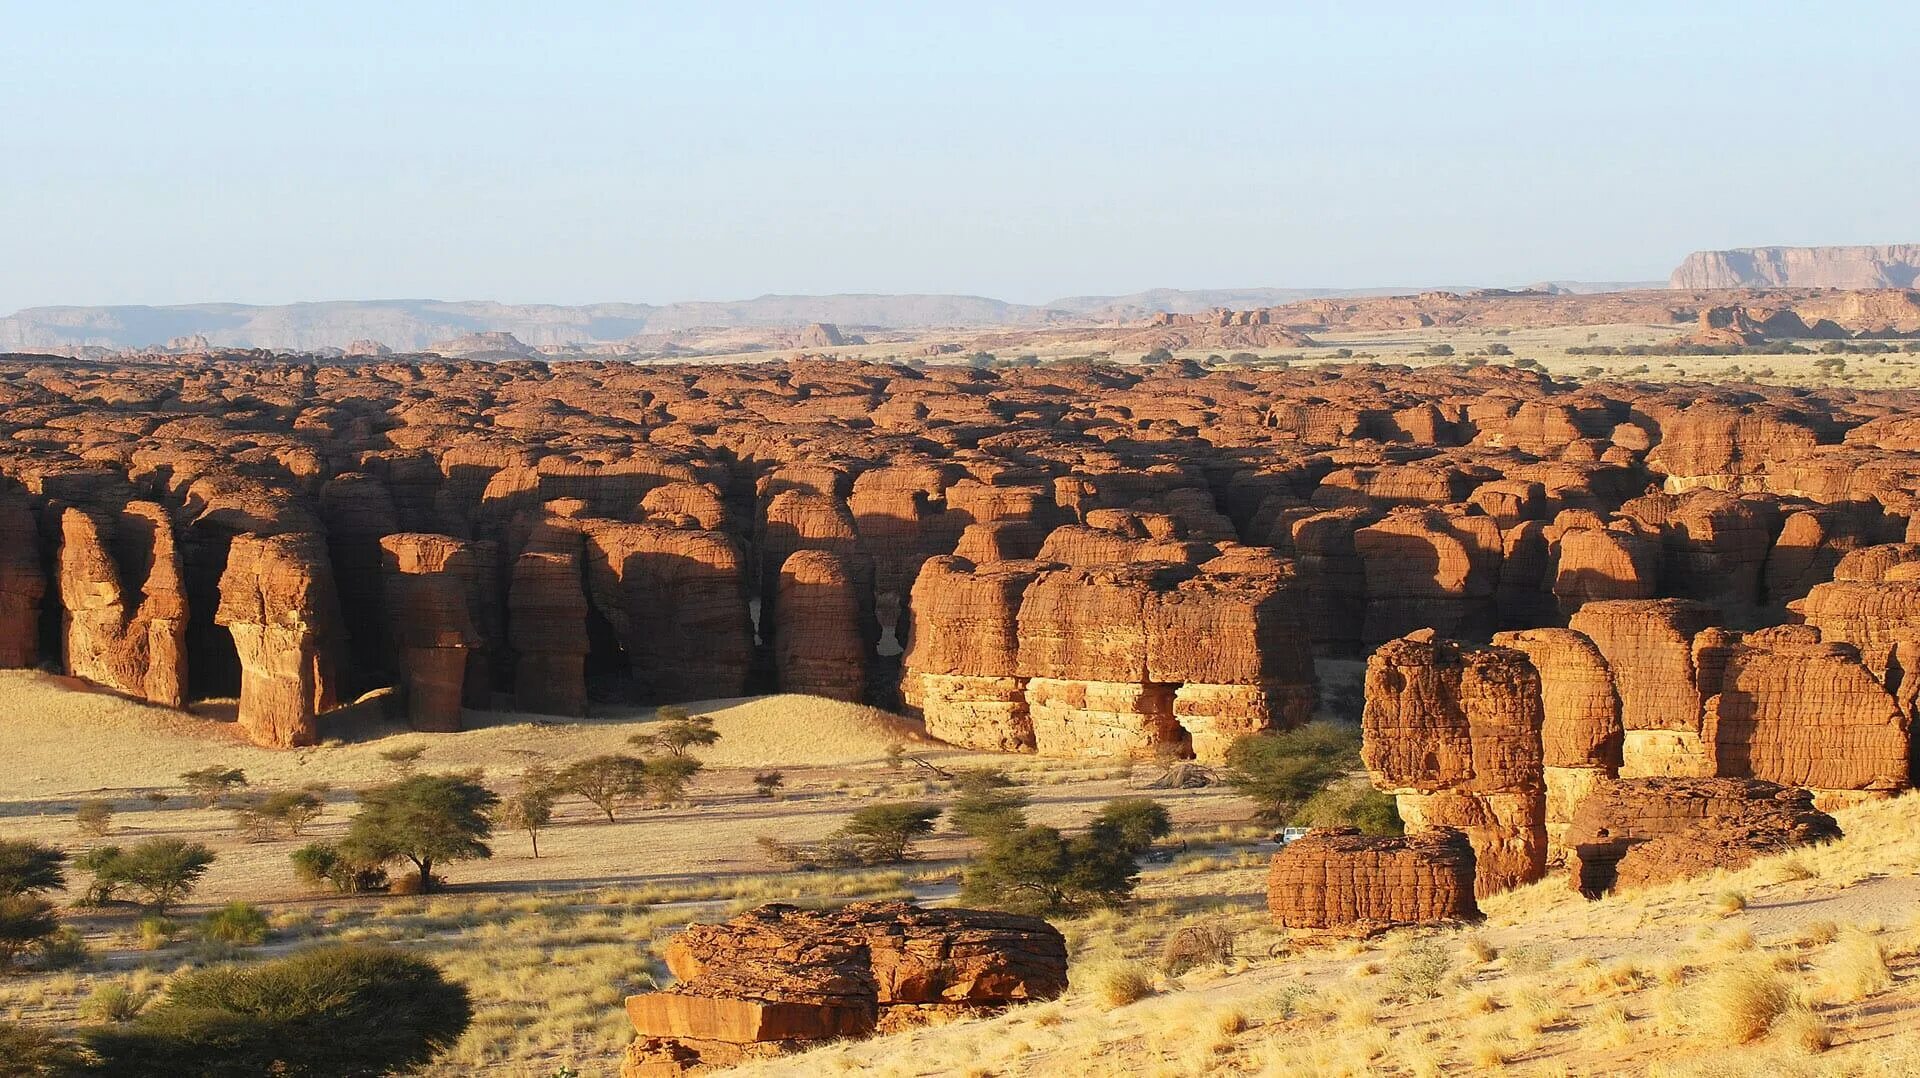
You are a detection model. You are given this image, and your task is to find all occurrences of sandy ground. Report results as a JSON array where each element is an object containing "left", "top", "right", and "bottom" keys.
[{"left": 0, "top": 670, "right": 1253, "bottom": 908}]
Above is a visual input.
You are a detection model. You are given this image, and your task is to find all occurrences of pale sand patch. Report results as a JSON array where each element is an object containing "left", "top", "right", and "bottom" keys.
[{"left": 0, "top": 670, "right": 926, "bottom": 803}]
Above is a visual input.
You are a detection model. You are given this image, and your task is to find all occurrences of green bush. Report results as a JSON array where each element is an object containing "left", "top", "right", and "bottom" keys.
[
  {"left": 1291, "top": 782, "right": 1403, "bottom": 836},
  {"left": 83, "top": 944, "right": 471, "bottom": 1077},
  {"left": 1223, "top": 723, "right": 1363, "bottom": 823},
  {"left": 962, "top": 797, "right": 1171, "bottom": 915},
  {"left": 0, "top": 840, "right": 68, "bottom": 898},
  {"left": 76, "top": 839, "right": 215, "bottom": 911},
  {"left": 80, "top": 983, "right": 151, "bottom": 1024},
  {"left": 947, "top": 768, "right": 1029, "bottom": 839},
  {"left": 0, "top": 896, "right": 61, "bottom": 967},
  {"left": 841, "top": 803, "right": 942, "bottom": 863},
  {"left": 336, "top": 773, "right": 497, "bottom": 894},
  {"left": 201, "top": 902, "right": 269, "bottom": 946},
  {"left": 289, "top": 843, "right": 388, "bottom": 894},
  {"left": 0, "top": 1021, "right": 92, "bottom": 1076}
]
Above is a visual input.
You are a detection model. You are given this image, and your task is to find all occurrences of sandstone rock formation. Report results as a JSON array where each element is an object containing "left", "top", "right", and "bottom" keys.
[
  {"left": 1565, "top": 778, "right": 1841, "bottom": 896},
  {"left": 56, "top": 501, "right": 188, "bottom": 707},
  {"left": 1567, "top": 600, "right": 1718, "bottom": 778},
  {"left": 620, "top": 902, "right": 1067, "bottom": 1075},
  {"left": 0, "top": 489, "right": 42, "bottom": 668},
  {"left": 380, "top": 533, "right": 487, "bottom": 731},
  {"left": 1267, "top": 827, "right": 1480, "bottom": 935},
  {"left": 1361, "top": 631, "right": 1547, "bottom": 895},
  {"left": 1700, "top": 625, "right": 1910, "bottom": 796},
  {"left": 773, "top": 550, "right": 875, "bottom": 703},
  {"left": 1670, "top": 245, "right": 1920, "bottom": 290},
  {"left": 215, "top": 533, "right": 346, "bottom": 748},
  {"left": 1492, "top": 628, "right": 1622, "bottom": 861}
]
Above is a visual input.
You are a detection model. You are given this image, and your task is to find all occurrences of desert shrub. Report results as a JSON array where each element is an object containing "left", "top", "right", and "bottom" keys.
[
  {"left": 136, "top": 916, "right": 180, "bottom": 951},
  {"left": 1080, "top": 959, "right": 1155, "bottom": 1009},
  {"left": 0, "top": 840, "right": 68, "bottom": 898},
  {"left": 1424, "top": 344, "right": 1455, "bottom": 357},
  {"left": 752, "top": 771, "right": 786, "bottom": 798},
  {"left": 1161, "top": 923, "right": 1237, "bottom": 975},
  {"left": 1687, "top": 959, "right": 1798, "bottom": 1044},
  {"left": 1141, "top": 347, "right": 1174, "bottom": 364},
  {"left": 1389, "top": 939, "right": 1454, "bottom": 999},
  {"left": 336, "top": 773, "right": 496, "bottom": 895},
  {"left": 0, "top": 895, "right": 61, "bottom": 967},
  {"left": 230, "top": 789, "right": 325, "bottom": 842},
  {"left": 202, "top": 902, "right": 270, "bottom": 946},
  {"left": 378, "top": 745, "right": 427, "bottom": 774},
  {"left": 76, "top": 839, "right": 215, "bottom": 911},
  {"left": 961, "top": 798, "right": 1169, "bottom": 914},
  {"left": 630, "top": 709, "right": 719, "bottom": 757},
  {"left": 1089, "top": 798, "right": 1172, "bottom": 855},
  {"left": 1815, "top": 927, "right": 1892, "bottom": 1003},
  {"left": 180, "top": 766, "right": 248, "bottom": 806},
  {"left": 947, "top": 768, "right": 1029, "bottom": 839},
  {"left": 841, "top": 803, "right": 942, "bottom": 863},
  {"left": 289, "top": 843, "right": 388, "bottom": 894},
  {"left": 556, "top": 755, "right": 649, "bottom": 822},
  {"left": 75, "top": 799, "right": 114, "bottom": 838},
  {"left": 642, "top": 755, "right": 703, "bottom": 805},
  {"left": 1291, "top": 781, "right": 1403, "bottom": 835},
  {"left": 84, "top": 944, "right": 472, "bottom": 1077},
  {"left": 1224, "top": 723, "right": 1361, "bottom": 823},
  {"left": 81, "top": 982, "right": 151, "bottom": 1023},
  {"left": 0, "top": 1021, "right": 92, "bottom": 1075},
  {"left": 755, "top": 834, "right": 863, "bottom": 870},
  {"left": 38, "top": 927, "right": 88, "bottom": 970}
]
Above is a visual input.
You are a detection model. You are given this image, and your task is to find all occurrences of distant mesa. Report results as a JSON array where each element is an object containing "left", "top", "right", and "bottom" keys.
[
  {"left": 424, "top": 330, "right": 538, "bottom": 359},
  {"left": 1671, "top": 244, "right": 1920, "bottom": 290}
]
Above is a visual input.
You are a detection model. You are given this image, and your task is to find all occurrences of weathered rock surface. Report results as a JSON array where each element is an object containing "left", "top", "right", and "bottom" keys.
[
  {"left": 1567, "top": 600, "right": 1719, "bottom": 778},
  {"left": 380, "top": 533, "right": 486, "bottom": 731},
  {"left": 1267, "top": 827, "right": 1480, "bottom": 935},
  {"left": 56, "top": 501, "right": 188, "bottom": 707},
  {"left": 0, "top": 489, "right": 43, "bottom": 668},
  {"left": 620, "top": 901, "right": 1067, "bottom": 1076},
  {"left": 1362, "top": 631, "right": 1547, "bottom": 895},
  {"left": 215, "top": 532, "right": 346, "bottom": 748},
  {"left": 773, "top": 550, "right": 875, "bottom": 703},
  {"left": 1701, "top": 625, "right": 1910, "bottom": 794},
  {"left": 1565, "top": 777, "right": 1841, "bottom": 895}
]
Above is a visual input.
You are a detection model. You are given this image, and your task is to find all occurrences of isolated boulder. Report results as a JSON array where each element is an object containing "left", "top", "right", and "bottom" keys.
[
  {"left": 1565, "top": 777, "right": 1840, "bottom": 895},
  {"left": 620, "top": 902, "right": 1066, "bottom": 1076},
  {"left": 1267, "top": 827, "right": 1480, "bottom": 935}
]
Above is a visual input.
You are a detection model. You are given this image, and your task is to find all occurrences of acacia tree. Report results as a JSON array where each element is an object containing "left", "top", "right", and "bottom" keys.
[
  {"left": 629, "top": 708, "right": 719, "bottom": 758},
  {"left": 1223, "top": 722, "right": 1362, "bottom": 823},
  {"left": 338, "top": 773, "right": 497, "bottom": 894},
  {"left": 556, "top": 755, "right": 649, "bottom": 823},
  {"left": 496, "top": 765, "right": 557, "bottom": 857},
  {"left": 78, "top": 839, "right": 216, "bottom": 911}
]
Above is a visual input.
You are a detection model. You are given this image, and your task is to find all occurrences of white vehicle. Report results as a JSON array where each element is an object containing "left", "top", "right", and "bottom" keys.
[{"left": 1279, "top": 827, "right": 1311, "bottom": 845}]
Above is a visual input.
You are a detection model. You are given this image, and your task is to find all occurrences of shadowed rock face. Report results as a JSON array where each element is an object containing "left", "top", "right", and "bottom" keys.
[
  {"left": 0, "top": 353, "right": 1913, "bottom": 790},
  {"left": 619, "top": 901, "right": 1067, "bottom": 1076},
  {"left": 1565, "top": 777, "right": 1841, "bottom": 896},
  {"left": 379, "top": 533, "right": 487, "bottom": 731}
]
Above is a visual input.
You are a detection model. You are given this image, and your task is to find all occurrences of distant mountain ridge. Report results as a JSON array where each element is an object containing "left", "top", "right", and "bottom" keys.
[
  {"left": 1670, "top": 245, "right": 1920, "bottom": 290},
  {"left": 0, "top": 282, "right": 1661, "bottom": 353}
]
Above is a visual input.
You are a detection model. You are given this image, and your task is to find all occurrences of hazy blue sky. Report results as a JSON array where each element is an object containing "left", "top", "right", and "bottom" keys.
[{"left": 4, "top": 2, "right": 1915, "bottom": 310}]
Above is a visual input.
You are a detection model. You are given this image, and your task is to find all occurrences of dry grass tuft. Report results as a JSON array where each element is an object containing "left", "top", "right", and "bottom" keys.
[
  {"left": 1814, "top": 927, "right": 1892, "bottom": 1004},
  {"left": 1079, "top": 959, "right": 1156, "bottom": 1010},
  {"left": 1713, "top": 889, "right": 1749, "bottom": 917},
  {"left": 1686, "top": 959, "right": 1798, "bottom": 1045}
]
